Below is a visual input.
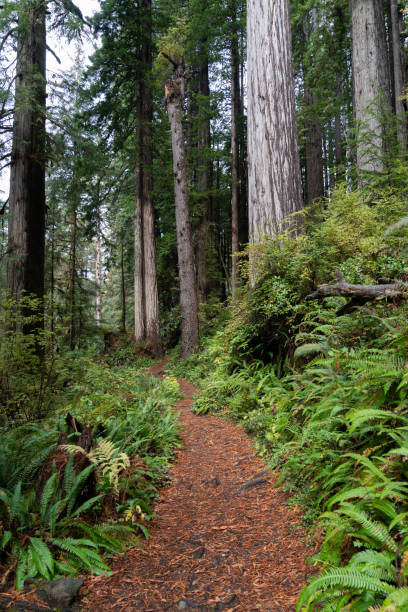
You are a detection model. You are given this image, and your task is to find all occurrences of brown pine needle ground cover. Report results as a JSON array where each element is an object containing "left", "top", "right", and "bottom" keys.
[{"left": 80, "top": 362, "right": 317, "bottom": 611}]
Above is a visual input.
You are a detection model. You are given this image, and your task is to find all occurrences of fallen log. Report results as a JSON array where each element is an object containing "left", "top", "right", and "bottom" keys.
[{"left": 307, "top": 270, "right": 407, "bottom": 301}]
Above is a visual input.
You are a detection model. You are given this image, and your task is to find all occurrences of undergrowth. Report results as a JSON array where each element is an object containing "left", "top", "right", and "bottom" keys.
[
  {"left": 0, "top": 336, "right": 182, "bottom": 589},
  {"left": 167, "top": 186, "right": 408, "bottom": 611}
]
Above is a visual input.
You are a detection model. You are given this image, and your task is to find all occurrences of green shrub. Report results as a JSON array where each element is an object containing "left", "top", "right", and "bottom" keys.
[
  {"left": 0, "top": 294, "right": 58, "bottom": 423},
  {"left": 179, "top": 186, "right": 408, "bottom": 611}
]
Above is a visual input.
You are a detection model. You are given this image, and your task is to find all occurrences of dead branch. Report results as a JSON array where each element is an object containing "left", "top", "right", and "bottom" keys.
[{"left": 307, "top": 270, "right": 407, "bottom": 302}]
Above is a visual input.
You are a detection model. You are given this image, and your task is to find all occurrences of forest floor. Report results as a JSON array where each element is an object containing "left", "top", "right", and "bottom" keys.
[{"left": 80, "top": 361, "right": 317, "bottom": 611}]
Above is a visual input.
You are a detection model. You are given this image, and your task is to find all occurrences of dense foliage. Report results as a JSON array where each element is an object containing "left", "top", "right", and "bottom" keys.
[
  {"left": 0, "top": 0, "right": 408, "bottom": 605},
  {"left": 0, "top": 337, "right": 181, "bottom": 588},
  {"left": 167, "top": 185, "right": 408, "bottom": 610}
]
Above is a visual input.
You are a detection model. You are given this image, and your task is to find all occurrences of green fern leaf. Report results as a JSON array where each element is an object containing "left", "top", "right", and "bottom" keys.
[
  {"left": 337, "top": 504, "right": 398, "bottom": 553},
  {"left": 29, "top": 538, "right": 54, "bottom": 580},
  {"left": 63, "top": 454, "right": 75, "bottom": 496},
  {"left": 40, "top": 472, "right": 58, "bottom": 520},
  {"left": 380, "top": 587, "right": 408, "bottom": 610},
  {"left": 10, "top": 481, "right": 22, "bottom": 522},
  {"left": 70, "top": 494, "right": 103, "bottom": 518},
  {"left": 296, "top": 568, "right": 393, "bottom": 611},
  {"left": 66, "top": 465, "right": 94, "bottom": 517},
  {"left": 294, "top": 342, "right": 329, "bottom": 361}
]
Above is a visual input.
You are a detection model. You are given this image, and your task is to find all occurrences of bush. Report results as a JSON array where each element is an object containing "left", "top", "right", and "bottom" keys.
[
  {"left": 175, "top": 186, "right": 408, "bottom": 610},
  {"left": 0, "top": 294, "right": 58, "bottom": 423},
  {"left": 0, "top": 357, "right": 182, "bottom": 588}
]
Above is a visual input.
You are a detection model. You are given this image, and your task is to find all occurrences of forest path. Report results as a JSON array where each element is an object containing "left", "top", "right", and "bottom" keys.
[{"left": 81, "top": 361, "right": 315, "bottom": 611}]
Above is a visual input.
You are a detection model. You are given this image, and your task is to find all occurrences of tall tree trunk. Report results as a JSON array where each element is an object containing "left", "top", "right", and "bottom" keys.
[
  {"left": 304, "top": 85, "right": 324, "bottom": 203},
  {"left": 95, "top": 217, "right": 102, "bottom": 325},
  {"left": 68, "top": 208, "right": 77, "bottom": 351},
  {"left": 196, "top": 57, "right": 212, "bottom": 303},
  {"left": 7, "top": 0, "right": 46, "bottom": 306},
  {"left": 134, "top": 117, "right": 145, "bottom": 342},
  {"left": 333, "top": 3, "right": 347, "bottom": 180},
  {"left": 238, "top": 12, "right": 248, "bottom": 247},
  {"left": 49, "top": 203, "right": 56, "bottom": 335},
  {"left": 390, "top": 0, "right": 406, "bottom": 149},
  {"left": 303, "top": 9, "right": 324, "bottom": 203},
  {"left": 137, "top": 0, "right": 163, "bottom": 356},
  {"left": 231, "top": 0, "right": 241, "bottom": 294},
  {"left": 120, "top": 241, "right": 126, "bottom": 333},
  {"left": 247, "top": 0, "right": 302, "bottom": 243},
  {"left": 165, "top": 58, "right": 200, "bottom": 358},
  {"left": 350, "top": 0, "right": 392, "bottom": 175}
]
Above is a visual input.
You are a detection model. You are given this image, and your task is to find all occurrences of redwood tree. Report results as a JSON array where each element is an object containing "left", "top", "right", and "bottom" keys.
[
  {"left": 350, "top": 0, "right": 391, "bottom": 175},
  {"left": 7, "top": 0, "right": 46, "bottom": 302},
  {"left": 247, "top": 0, "right": 302, "bottom": 243},
  {"left": 165, "top": 57, "right": 200, "bottom": 357}
]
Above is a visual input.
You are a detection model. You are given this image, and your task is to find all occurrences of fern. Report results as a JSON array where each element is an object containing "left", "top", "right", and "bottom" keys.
[
  {"left": 50, "top": 537, "right": 111, "bottom": 574},
  {"left": 294, "top": 341, "right": 329, "bottom": 361},
  {"left": 28, "top": 538, "right": 54, "bottom": 580},
  {"left": 330, "top": 504, "right": 398, "bottom": 553},
  {"left": 63, "top": 454, "right": 76, "bottom": 497},
  {"left": 379, "top": 587, "right": 408, "bottom": 610},
  {"left": 40, "top": 471, "right": 58, "bottom": 520},
  {"left": 66, "top": 464, "right": 94, "bottom": 517},
  {"left": 61, "top": 439, "right": 130, "bottom": 496},
  {"left": 297, "top": 568, "right": 394, "bottom": 611}
]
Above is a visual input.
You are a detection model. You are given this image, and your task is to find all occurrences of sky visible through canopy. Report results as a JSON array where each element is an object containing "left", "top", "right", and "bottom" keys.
[{"left": 0, "top": 0, "right": 100, "bottom": 200}]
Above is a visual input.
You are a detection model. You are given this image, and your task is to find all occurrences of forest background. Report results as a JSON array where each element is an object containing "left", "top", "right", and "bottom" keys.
[{"left": 1, "top": 0, "right": 408, "bottom": 610}]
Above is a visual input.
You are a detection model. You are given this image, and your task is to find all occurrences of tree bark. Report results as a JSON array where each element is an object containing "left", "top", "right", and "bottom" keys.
[
  {"left": 350, "top": 0, "right": 392, "bottom": 175},
  {"left": 120, "top": 241, "right": 126, "bottom": 333},
  {"left": 238, "top": 16, "right": 248, "bottom": 247},
  {"left": 165, "top": 58, "right": 200, "bottom": 358},
  {"left": 95, "top": 215, "right": 102, "bottom": 325},
  {"left": 7, "top": 0, "right": 46, "bottom": 305},
  {"left": 134, "top": 116, "right": 145, "bottom": 342},
  {"left": 196, "top": 57, "right": 212, "bottom": 304},
  {"left": 140, "top": 0, "right": 163, "bottom": 356},
  {"left": 304, "top": 85, "right": 324, "bottom": 203},
  {"left": 247, "top": 0, "right": 302, "bottom": 242},
  {"left": 68, "top": 208, "right": 77, "bottom": 351},
  {"left": 390, "top": 0, "right": 406, "bottom": 149},
  {"left": 231, "top": 0, "right": 241, "bottom": 294},
  {"left": 303, "top": 9, "right": 324, "bottom": 203}
]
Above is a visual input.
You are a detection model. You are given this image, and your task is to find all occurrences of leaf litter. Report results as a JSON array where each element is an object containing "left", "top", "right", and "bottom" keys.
[{"left": 81, "top": 362, "right": 317, "bottom": 611}]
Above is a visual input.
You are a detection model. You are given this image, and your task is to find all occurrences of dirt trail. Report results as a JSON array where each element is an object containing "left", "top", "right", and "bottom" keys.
[{"left": 81, "top": 363, "right": 315, "bottom": 611}]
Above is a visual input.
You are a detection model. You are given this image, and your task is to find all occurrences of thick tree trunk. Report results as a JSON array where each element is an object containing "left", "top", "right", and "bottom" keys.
[
  {"left": 350, "top": 0, "right": 391, "bottom": 175},
  {"left": 95, "top": 214, "right": 102, "bottom": 324},
  {"left": 134, "top": 127, "right": 145, "bottom": 342},
  {"left": 49, "top": 202, "right": 56, "bottom": 335},
  {"left": 390, "top": 0, "right": 406, "bottom": 149},
  {"left": 68, "top": 208, "right": 77, "bottom": 352},
  {"left": 303, "top": 10, "right": 324, "bottom": 203},
  {"left": 231, "top": 0, "right": 241, "bottom": 294},
  {"left": 165, "top": 59, "right": 200, "bottom": 358},
  {"left": 140, "top": 2, "right": 163, "bottom": 356},
  {"left": 333, "top": 4, "right": 347, "bottom": 180},
  {"left": 7, "top": 0, "right": 46, "bottom": 304},
  {"left": 95, "top": 237, "right": 102, "bottom": 324},
  {"left": 304, "top": 85, "right": 324, "bottom": 203},
  {"left": 196, "top": 58, "right": 212, "bottom": 303},
  {"left": 120, "top": 241, "right": 126, "bottom": 333},
  {"left": 238, "top": 18, "right": 248, "bottom": 248},
  {"left": 247, "top": 0, "right": 302, "bottom": 242}
]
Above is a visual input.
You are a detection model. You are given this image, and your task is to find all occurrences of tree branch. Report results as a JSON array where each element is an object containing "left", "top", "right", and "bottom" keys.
[
  {"left": 46, "top": 44, "right": 61, "bottom": 64},
  {"left": 161, "top": 52, "right": 178, "bottom": 68},
  {"left": 307, "top": 270, "right": 407, "bottom": 302}
]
